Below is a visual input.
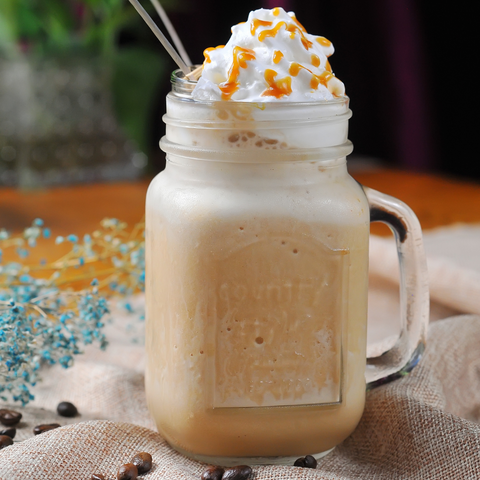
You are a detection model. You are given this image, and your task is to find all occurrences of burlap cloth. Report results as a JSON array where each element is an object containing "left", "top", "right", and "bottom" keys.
[{"left": 1, "top": 225, "right": 480, "bottom": 479}]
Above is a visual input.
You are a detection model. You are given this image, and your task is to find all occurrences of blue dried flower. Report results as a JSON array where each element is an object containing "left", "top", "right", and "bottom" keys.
[{"left": 0, "top": 218, "right": 145, "bottom": 404}]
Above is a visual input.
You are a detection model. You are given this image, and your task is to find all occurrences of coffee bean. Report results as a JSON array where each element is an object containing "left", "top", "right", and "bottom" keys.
[
  {"left": 0, "top": 409, "right": 22, "bottom": 426},
  {"left": 33, "top": 423, "right": 61, "bottom": 435},
  {"left": 294, "top": 455, "right": 317, "bottom": 469},
  {"left": 222, "top": 465, "right": 252, "bottom": 480},
  {"left": 117, "top": 463, "right": 138, "bottom": 480},
  {"left": 201, "top": 465, "right": 225, "bottom": 480},
  {"left": 294, "top": 457, "right": 306, "bottom": 467},
  {"left": 91, "top": 474, "right": 106, "bottom": 480},
  {"left": 0, "top": 427, "right": 16, "bottom": 439},
  {"left": 131, "top": 451, "right": 153, "bottom": 474},
  {"left": 57, "top": 401, "right": 78, "bottom": 417},
  {"left": 0, "top": 435, "right": 13, "bottom": 450},
  {"left": 303, "top": 455, "right": 317, "bottom": 469}
]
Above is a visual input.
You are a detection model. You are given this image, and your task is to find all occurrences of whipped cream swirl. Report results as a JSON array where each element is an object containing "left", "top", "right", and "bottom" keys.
[{"left": 192, "top": 7, "right": 345, "bottom": 102}]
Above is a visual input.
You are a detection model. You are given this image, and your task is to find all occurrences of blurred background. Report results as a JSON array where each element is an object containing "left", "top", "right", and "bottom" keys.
[{"left": 0, "top": 0, "right": 478, "bottom": 189}]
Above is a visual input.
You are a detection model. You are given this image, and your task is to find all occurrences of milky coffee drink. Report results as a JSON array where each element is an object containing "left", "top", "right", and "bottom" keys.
[{"left": 146, "top": 7, "right": 369, "bottom": 464}]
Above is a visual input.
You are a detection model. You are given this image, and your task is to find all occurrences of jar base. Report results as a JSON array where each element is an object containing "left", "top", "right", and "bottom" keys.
[{"left": 173, "top": 446, "right": 335, "bottom": 466}]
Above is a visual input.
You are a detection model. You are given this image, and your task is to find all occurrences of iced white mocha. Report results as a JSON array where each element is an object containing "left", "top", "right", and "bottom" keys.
[{"left": 145, "top": 7, "right": 369, "bottom": 462}]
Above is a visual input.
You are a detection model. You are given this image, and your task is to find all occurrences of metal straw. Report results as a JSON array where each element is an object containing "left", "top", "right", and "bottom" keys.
[
  {"left": 149, "top": 0, "right": 192, "bottom": 66},
  {"left": 128, "top": 0, "right": 190, "bottom": 75}
]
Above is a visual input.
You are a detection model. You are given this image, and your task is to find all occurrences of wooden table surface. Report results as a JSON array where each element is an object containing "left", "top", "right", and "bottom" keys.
[{"left": 1, "top": 169, "right": 479, "bottom": 239}]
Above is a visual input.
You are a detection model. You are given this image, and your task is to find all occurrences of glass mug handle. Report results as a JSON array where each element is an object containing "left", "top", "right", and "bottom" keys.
[{"left": 363, "top": 186, "right": 430, "bottom": 387}]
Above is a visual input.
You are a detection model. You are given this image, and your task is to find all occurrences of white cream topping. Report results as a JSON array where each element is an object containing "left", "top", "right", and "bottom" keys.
[{"left": 192, "top": 7, "right": 345, "bottom": 102}]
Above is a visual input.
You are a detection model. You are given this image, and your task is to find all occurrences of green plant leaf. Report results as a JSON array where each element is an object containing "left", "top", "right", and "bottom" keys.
[
  {"left": 0, "top": 0, "right": 21, "bottom": 55},
  {"left": 17, "top": 4, "right": 43, "bottom": 39},
  {"left": 41, "top": 0, "right": 75, "bottom": 50}
]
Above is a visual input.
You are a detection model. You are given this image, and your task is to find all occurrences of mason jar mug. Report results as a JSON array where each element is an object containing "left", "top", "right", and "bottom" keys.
[{"left": 144, "top": 70, "right": 429, "bottom": 466}]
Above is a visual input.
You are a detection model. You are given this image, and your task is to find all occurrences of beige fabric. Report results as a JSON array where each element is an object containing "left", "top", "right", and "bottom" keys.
[
  {"left": 1, "top": 315, "right": 480, "bottom": 479},
  {"left": 371, "top": 224, "right": 480, "bottom": 316},
  {"left": 369, "top": 226, "right": 480, "bottom": 316},
  {"left": 2, "top": 225, "right": 480, "bottom": 478},
  {"left": 367, "top": 225, "right": 480, "bottom": 356}
]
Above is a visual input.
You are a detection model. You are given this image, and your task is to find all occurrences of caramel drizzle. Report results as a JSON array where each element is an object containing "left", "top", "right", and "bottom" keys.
[
  {"left": 258, "top": 21, "right": 287, "bottom": 42},
  {"left": 219, "top": 46, "right": 256, "bottom": 100},
  {"left": 261, "top": 69, "right": 292, "bottom": 98},
  {"left": 311, "top": 54, "right": 320, "bottom": 67},
  {"left": 258, "top": 21, "right": 313, "bottom": 50},
  {"left": 316, "top": 36, "right": 332, "bottom": 47},
  {"left": 203, "top": 45, "right": 224, "bottom": 63},
  {"left": 273, "top": 7, "right": 280, "bottom": 16},
  {"left": 273, "top": 50, "right": 284, "bottom": 64},
  {"left": 288, "top": 25, "right": 313, "bottom": 50},
  {"left": 289, "top": 62, "right": 334, "bottom": 91},
  {"left": 250, "top": 19, "right": 272, "bottom": 35},
  {"left": 317, "top": 71, "right": 335, "bottom": 89},
  {"left": 289, "top": 14, "right": 307, "bottom": 32}
]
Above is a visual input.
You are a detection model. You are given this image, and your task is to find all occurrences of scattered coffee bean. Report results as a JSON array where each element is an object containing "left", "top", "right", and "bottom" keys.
[
  {"left": 303, "top": 455, "right": 317, "bottom": 469},
  {"left": 0, "top": 409, "right": 22, "bottom": 426},
  {"left": 117, "top": 463, "right": 138, "bottom": 480},
  {"left": 57, "top": 401, "right": 78, "bottom": 417},
  {"left": 0, "top": 427, "right": 16, "bottom": 439},
  {"left": 0, "top": 435, "right": 14, "bottom": 450},
  {"left": 131, "top": 452, "right": 153, "bottom": 474},
  {"left": 91, "top": 474, "right": 106, "bottom": 480},
  {"left": 201, "top": 465, "right": 225, "bottom": 480},
  {"left": 222, "top": 465, "right": 252, "bottom": 480},
  {"left": 294, "top": 455, "right": 317, "bottom": 469},
  {"left": 33, "top": 423, "right": 61, "bottom": 435},
  {"left": 294, "top": 457, "right": 306, "bottom": 467}
]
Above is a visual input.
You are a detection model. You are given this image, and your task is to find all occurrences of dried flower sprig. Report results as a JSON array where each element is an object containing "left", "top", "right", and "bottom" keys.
[{"left": 0, "top": 218, "right": 145, "bottom": 405}]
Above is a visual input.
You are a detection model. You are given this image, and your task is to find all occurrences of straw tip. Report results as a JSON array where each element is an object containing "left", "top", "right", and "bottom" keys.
[{"left": 186, "top": 65, "right": 203, "bottom": 81}]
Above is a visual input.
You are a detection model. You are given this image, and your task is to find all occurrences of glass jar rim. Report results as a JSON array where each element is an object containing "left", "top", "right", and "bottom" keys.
[{"left": 170, "top": 68, "right": 349, "bottom": 106}]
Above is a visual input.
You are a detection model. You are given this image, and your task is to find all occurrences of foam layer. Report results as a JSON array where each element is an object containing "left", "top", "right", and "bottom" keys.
[
  {"left": 164, "top": 93, "right": 351, "bottom": 154},
  {"left": 192, "top": 7, "right": 345, "bottom": 102}
]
